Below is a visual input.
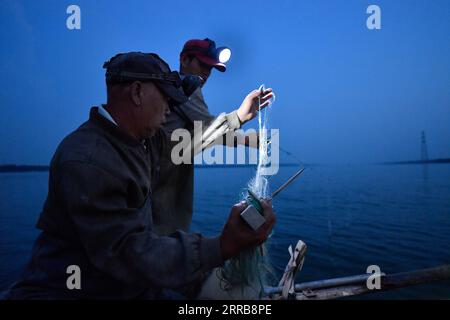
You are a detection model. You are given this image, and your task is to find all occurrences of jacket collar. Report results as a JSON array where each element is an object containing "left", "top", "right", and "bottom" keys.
[{"left": 89, "top": 107, "right": 143, "bottom": 148}]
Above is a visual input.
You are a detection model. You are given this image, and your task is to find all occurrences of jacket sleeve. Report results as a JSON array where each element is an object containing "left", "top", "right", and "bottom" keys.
[
  {"left": 190, "top": 111, "right": 242, "bottom": 156},
  {"left": 56, "top": 161, "right": 224, "bottom": 289},
  {"left": 174, "top": 88, "right": 242, "bottom": 155}
]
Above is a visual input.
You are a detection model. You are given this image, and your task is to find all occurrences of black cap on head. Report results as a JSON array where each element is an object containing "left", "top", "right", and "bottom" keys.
[{"left": 103, "top": 52, "right": 188, "bottom": 106}]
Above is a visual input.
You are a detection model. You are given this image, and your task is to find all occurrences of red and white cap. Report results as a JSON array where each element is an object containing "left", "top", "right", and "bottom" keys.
[{"left": 180, "top": 38, "right": 229, "bottom": 72}]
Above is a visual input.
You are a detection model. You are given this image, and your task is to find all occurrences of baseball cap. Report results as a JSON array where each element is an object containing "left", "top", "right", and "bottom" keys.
[
  {"left": 103, "top": 52, "right": 188, "bottom": 106},
  {"left": 180, "top": 38, "right": 228, "bottom": 72}
]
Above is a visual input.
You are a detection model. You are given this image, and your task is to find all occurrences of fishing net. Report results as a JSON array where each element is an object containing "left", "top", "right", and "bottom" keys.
[{"left": 218, "top": 85, "right": 276, "bottom": 298}]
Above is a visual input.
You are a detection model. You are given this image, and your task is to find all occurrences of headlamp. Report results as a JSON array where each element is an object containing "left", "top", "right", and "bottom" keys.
[
  {"left": 217, "top": 47, "right": 231, "bottom": 63},
  {"left": 203, "top": 39, "right": 231, "bottom": 63},
  {"left": 182, "top": 38, "right": 232, "bottom": 65}
]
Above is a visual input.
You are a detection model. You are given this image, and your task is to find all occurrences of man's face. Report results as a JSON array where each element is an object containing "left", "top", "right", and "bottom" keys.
[
  {"left": 181, "top": 56, "right": 213, "bottom": 85},
  {"left": 138, "top": 82, "right": 170, "bottom": 138}
]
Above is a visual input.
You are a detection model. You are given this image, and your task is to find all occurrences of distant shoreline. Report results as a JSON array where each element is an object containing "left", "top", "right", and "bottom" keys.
[
  {"left": 2, "top": 160, "right": 450, "bottom": 173},
  {"left": 0, "top": 165, "right": 50, "bottom": 173},
  {"left": 382, "top": 158, "right": 450, "bottom": 165},
  {"left": 0, "top": 163, "right": 302, "bottom": 173}
]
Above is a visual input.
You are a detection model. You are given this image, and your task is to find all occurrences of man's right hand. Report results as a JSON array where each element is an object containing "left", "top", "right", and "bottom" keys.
[
  {"left": 236, "top": 88, "right": 274, "bottom": 125},
  {"left": 219, "top": 200, "right": 276, "bottom": 260}
]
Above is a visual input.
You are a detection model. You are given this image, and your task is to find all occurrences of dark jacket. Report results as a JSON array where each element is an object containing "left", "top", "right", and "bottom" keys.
[{"left": 5, "top": 107, "right": 223, "bottom": 299}]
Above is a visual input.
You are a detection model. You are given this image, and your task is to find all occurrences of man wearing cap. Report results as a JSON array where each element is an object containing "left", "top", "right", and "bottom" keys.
[
  {"left": 152, "top": 38, "right": 268, "bottom": 236},
  {"left": 3, "top": 52, "right": 275, "bottom": 299}
]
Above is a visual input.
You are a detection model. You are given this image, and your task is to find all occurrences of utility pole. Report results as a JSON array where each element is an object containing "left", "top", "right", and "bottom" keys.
[{"left": 421, "top": 131, "right": 429, "bottom": 162}]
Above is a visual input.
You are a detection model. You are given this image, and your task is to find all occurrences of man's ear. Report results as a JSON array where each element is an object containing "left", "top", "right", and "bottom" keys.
[{"left": 130, "top": 81, "right": 143, "bottom": 106}]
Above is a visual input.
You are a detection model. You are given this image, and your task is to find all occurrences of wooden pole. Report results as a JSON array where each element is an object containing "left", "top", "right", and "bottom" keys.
[
  {"left": 276, "top": 240, "right": 307, "bottom": 299},
  {"left": 265, "top": 264, "right": 450, "bottom": 300}
]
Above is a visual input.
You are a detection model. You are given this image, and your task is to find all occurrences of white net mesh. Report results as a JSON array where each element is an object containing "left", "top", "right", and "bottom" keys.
[{"left": 218, "top": 85, "right": 276, "bottom": 298}]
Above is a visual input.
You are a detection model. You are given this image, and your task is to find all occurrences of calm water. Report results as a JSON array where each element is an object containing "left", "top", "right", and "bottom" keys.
[{"left": 1, "top": 164, "right": 450, "bottom": 299}]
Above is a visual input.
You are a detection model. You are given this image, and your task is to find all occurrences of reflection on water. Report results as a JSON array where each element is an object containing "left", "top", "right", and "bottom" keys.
[
  {"left": 1, "top": 164, "right": 449, "bottom": 299},
  {"left": 421, "top": 164, "right": 429, "bottom": 191}
]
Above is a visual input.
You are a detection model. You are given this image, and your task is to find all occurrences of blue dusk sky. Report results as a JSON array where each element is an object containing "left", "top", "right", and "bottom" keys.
[{"left": 0, "top": 0, "right": 449, "bottom": 164}]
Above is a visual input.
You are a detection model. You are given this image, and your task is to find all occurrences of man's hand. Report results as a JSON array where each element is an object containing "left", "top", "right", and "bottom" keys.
[
  {"left": 219, "top": 200, "right": 276, "bottom": 260},
  {"left": 236, "top": 88, "right": 274, "bottom": 124}
]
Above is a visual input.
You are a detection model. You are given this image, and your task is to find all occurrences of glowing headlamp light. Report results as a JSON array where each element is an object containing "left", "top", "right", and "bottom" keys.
[
  {"left": 217, "top": 47, "right": 232, "bottom": 63},
  {"left": 203, "top": 38, "right": 231, "bottom": 64}
]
